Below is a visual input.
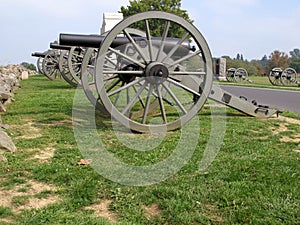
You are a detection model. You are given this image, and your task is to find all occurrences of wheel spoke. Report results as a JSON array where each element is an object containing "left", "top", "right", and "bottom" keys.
[
  {"left": 103, "top": 74, "right": 119, "bottom": 82},
  {"left": 105, "top": 55, "right": 117, "bottom": 67},
  {"left": 103, "top": 70, "right": 143, "bottom": 75},
  {"left": 167, "top": 78, "right": 200, "bottom": 97},
  {"left": 122, "top": 82, "right": 147, "bottom": 115},
  {"left": 123, "top": 28, "right": 148, "bottom": 63},
  {"left": 108, "top": 78, "right": 144, "bottom": 97},
  {"left": 162, "top": 83, "right": 187, "bottom": 114},
  {"left": 169, "top": 71, "right": 206, "bottom": 76},
  {"left": 142, "top": 83, "right": 153, "bottom": 124},
  {"left": 145, "top": 19, "right": 154, "bottom": 61},
  {"left": 155, "top": 84, "right": 167, "bottom": 123},
  {"left": 106, "top": 79, "right": 122, "bottom": 93},
  {"left": 156, "top": 21, "right": 170, "bottom": 61},
  {"left": 108, "top": 47, "right": 145, "bottom": 69},
  {"left": 161, "top": 32, "right": 189, "bottom": 64},
  {"left": 113, "top": 81, "right": 125, "bottom": 105},
  {"left": 132, "top": 84, "right": 145, "bottom": 108},
  {"left": 168, "top": 50, "right": 202, "bottom": 69}
]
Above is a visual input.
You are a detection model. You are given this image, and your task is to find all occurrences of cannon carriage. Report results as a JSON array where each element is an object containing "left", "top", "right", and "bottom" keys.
[
  {"left": 268, "top": 67, "right": 298, "bottom": 86},
  {"left": 226, "top": 67, "right": 251, "bottom": 83},
  {"left": 31, "top": 51, "right": 46, "bottom": 75},
  {"left": 32, "top": 11, "right": 279, "bottom": 133},
  {"left": 32, "top": 49, "right": 62, "bottom": 80}
]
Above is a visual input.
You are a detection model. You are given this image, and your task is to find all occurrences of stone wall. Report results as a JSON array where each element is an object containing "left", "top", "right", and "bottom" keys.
[{"left": 0, "top": 64, "right": 36, "bottom": 161}]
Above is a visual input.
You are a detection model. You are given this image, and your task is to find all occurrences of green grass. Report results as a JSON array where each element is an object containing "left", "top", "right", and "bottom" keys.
[{"left": 0, "top": 75, "right": 299, "bottom": 224}]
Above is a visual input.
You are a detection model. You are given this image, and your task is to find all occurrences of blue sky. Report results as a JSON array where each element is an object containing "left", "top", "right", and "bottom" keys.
[{"left": 0, "top": 0, "right": 299, "bottom": 65}]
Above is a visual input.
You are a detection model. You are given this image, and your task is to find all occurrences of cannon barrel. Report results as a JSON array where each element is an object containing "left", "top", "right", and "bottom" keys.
[
  {"left": 59, "top": 34, "right": 103, "bottom": 48},
  {"left": 31, "top": 52, "right": 46, "bottom": 58},
  {"left": 50, "top": 42, "right": 71, "bottom": 50},
  {"left": 59, "top": 33, "right": 192, "bottom": 56}
]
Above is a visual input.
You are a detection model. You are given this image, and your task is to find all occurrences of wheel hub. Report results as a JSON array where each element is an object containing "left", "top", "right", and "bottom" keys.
[{"left": 145, "top": 62, "right": 169, "bottom": 84}]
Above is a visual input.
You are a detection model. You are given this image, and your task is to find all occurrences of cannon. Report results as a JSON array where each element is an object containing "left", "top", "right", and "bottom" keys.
[
  {"left": 280, "top": 68, "right": 298, "bottom": 86},
  {"left": 31, "top": 52, "right": 46, "bottom": 75},
  {"left": 32, "top": 49, "right": 62, "bottom": 80},
  {"left": 54, "top": 11, "right": 279, "bottom": 133},
  {"left": 268, "top": 67, "right": 298, "bottom": 86},
  {"left": 226, "top": 68, "right": 251, "bottom": 83},
  {"left": 49, "top": 42, "right": 83, "bottom": 87}
]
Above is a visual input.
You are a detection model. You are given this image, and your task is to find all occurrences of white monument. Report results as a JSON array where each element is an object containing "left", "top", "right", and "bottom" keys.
[{"left": 101, "top": 13, "right": 124, "bottom": 34}]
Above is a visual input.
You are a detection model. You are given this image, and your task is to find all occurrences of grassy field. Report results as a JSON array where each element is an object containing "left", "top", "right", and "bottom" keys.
[{"left": 0, "top": 75, "right": 299, "bottom": 224}]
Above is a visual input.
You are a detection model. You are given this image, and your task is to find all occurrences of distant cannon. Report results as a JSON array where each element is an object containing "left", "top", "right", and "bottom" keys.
[
  {"left": 32, "top": 49, "right": 61, "bottom": 80},
  {"left": 31, "top": 52, "right": 46, "bottom": 75},
  {"left": 268, "top": 67, "right": 298, "bottom": 86},
  {"left": 226, "top": 68, "right": 251, "bottom": 83},
  {"left": 49, "top": 42, "right": 83, "bottom": 87}
]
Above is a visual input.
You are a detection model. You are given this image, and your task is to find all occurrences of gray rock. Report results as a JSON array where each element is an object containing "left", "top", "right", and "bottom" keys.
[
  {"left": 0, "top": 88, "right": 13, "bottom": 101},
  {"left": 0, "top": 129, "right": 17, "bottom": 153},
  {"left": 0, "top": 102, "right": 6, "bottom": 112},
  {"left": 0, "top": 155, "right": 8, "bottom": 162}
]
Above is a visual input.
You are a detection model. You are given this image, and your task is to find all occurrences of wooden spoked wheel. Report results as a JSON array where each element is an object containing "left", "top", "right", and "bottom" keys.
[
  {"left": 58, "top": 50, "right": 80, "bottom": 87},
  {"left": 268, "top": 68, "right": 283, "bottom": 86},
  {"left": 42, "top": 49, "right": 61, "bottom": 80},
  {"left": 95, "top": 11, "right": 213, "bottom": 133},
  {"left": 234, "top": 68, "right": 248, "bottom": 83},
  {"left": 226, "top": 68, "right": 236, "bottom": 82},
  {"left": 281, "top": 67, "right": 297, "bottom": 86}
]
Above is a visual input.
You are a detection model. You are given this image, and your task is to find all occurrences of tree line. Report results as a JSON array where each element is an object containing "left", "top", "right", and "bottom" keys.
[{"left": 223, "top": 49, "right": 300, "bottom": 76}]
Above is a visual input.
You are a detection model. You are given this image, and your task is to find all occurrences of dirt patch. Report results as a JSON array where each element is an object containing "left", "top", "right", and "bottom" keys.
[
  {"left": 142, "top": 203, "right": 162, "bottom": 219},
  {"left": 280, "top": 136, "right": 300, "bottom": 143},
  {"left": 270, "top": 123, "right": 289, "bottom": 135},
  {"left": 84, "top": 199, "right": 117, "bottom": 222},
  {"left": 204, "top": 204, "right": 223, "bottom": 223},
  {"left": 277, "top": 116, "right": 300, "bottom": 125},
  {"left": 268, "top": 116, "right": 300, "bottom": 145},
  {"left": 11, "top": 119, "right": 42, "bottom": 140},
  {"left": 0, "top": 179, "right": 59, "bottom": 214},
  {"left": 31, "top": 146, "right": 56, "bottom": 163},
  {"left": 17, "top": 195, "right": 60, "bottom": 211},
  {"left": 0, "top": 218, "right": 13, "bottom": 224}
]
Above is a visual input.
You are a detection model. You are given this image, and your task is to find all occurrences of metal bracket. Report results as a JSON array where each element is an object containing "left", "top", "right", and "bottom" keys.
[{"left": 209, "top": 84, "right": 279, "bottom": 118}]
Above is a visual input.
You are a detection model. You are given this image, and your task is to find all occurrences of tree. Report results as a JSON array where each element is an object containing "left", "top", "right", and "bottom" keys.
[
  {"left": 290, "top": 58, "right": 300, "bottom": 73},
  {"left": 236, "top": 53, "right": 240, "bottom": 60},
  {"left": 226, "top": 56, "right": 264, "bottom": 76},
  {"left": 21, "top": 62, "right": 36, "bottom": 71},
  {"left": 119, "top": 0, "right": 193, "bottom": 38},
  {"left": 261, "top": 55, "right": 268, "bottom": 68},
  {"left": 266, "top": 50, "right": 290, "bottom": 72},
  {"left": 290, "top": 48, "right": 300, "bottom": 58},
  {"left": 240, "top": 54, "right": 244, "bottom": 61}
]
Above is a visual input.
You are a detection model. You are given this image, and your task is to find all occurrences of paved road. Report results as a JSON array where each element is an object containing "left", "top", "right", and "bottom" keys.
[{"left": 220, "top": 85, "right": 300, "bottom": 114}]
